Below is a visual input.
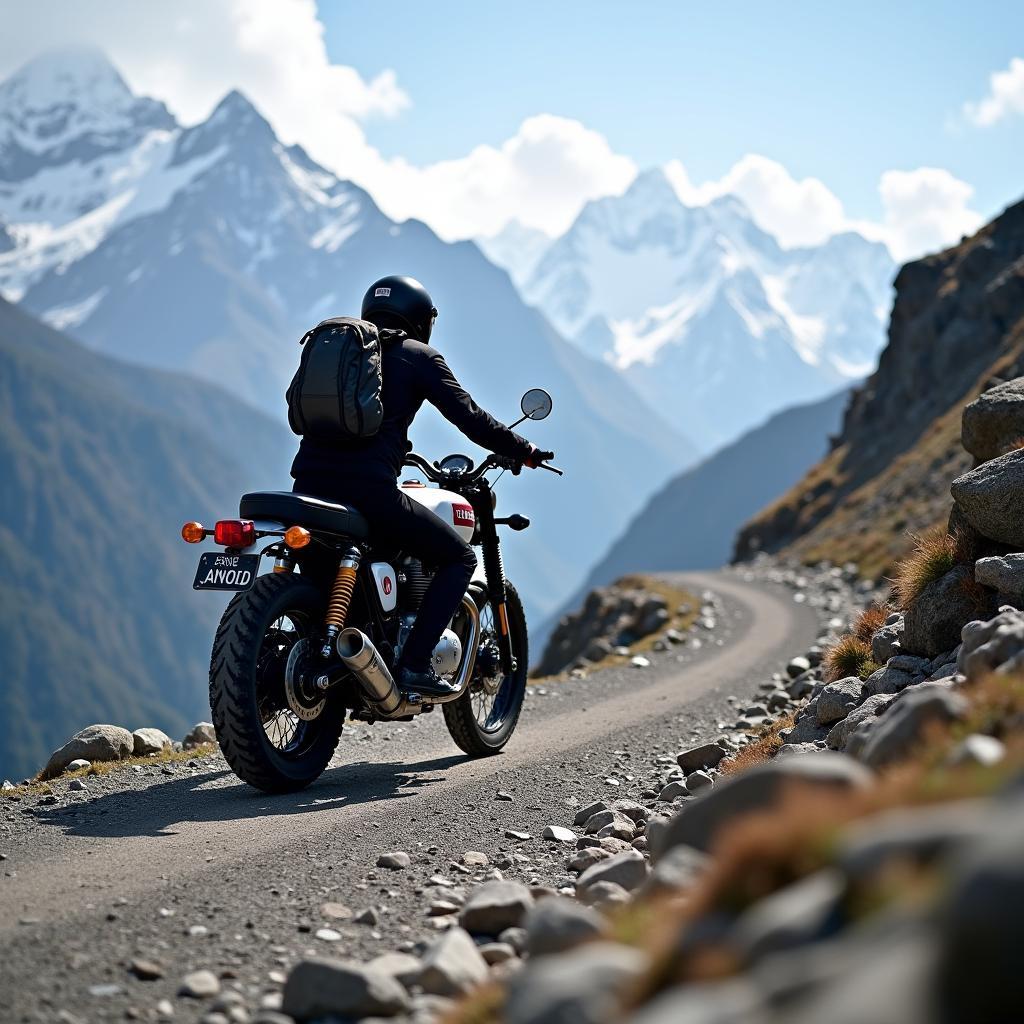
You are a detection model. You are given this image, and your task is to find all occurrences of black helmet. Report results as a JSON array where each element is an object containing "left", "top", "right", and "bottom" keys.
[{"left": 360, "top": 275, "right": 437, "bottom": 342}]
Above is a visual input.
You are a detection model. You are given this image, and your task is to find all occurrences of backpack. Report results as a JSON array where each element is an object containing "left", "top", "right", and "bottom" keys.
[{"left": 286, "top": 316, "right": 385, "bottom": 440}]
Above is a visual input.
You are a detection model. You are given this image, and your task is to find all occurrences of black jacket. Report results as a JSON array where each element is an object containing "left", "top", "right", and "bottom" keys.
[{"left": 290, "top": 331, "right": 532, "bottom": 485}]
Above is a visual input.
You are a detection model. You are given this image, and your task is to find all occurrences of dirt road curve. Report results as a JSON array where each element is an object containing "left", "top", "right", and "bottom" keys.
[{"left": 0, "top": 571, "right": 818, "bottom": 1023}]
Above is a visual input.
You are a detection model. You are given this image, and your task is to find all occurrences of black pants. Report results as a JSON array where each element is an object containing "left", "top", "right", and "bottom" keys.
[{"left": 293, "top": 476, "right": 477, "bottom": 671}]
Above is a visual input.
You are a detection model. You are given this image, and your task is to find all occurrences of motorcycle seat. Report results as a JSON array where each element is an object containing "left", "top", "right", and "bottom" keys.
[{"left": 239, "top": 491, "right": 370, "bottom": 540}]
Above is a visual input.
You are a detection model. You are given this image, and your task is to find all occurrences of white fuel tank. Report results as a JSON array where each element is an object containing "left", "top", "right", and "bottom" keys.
[{"left": 400, "top": 482, "right": 476, "bottom": 542}]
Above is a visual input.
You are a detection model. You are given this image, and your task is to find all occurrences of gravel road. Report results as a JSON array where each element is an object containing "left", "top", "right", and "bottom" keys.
[{"left": 0, "top": 571, "right": 818, "bottom": 1023}]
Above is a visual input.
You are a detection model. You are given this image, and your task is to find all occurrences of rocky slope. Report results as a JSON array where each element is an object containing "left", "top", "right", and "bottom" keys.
[
  {"left": 735, "top": 198, "right": 1024, "bottom": 578},
  {"left": 0, "top": 296, "right": 291, "bottom": 781}
]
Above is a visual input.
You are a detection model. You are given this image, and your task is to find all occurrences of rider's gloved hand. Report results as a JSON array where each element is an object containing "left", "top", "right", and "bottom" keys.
[{"left": 524, "top": 445, "right": 555, "bottom": 468}]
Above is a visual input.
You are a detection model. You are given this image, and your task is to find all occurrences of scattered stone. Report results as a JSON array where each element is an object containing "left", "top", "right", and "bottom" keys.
[
  {"left": 684, "top": 770, "right": 713, "bottom": 795},
  {"left": 367, "top": 952, "right": 424, "bottom": 988},
  {"left": 568, "top": 847, "right": 610, "bottom": 873},
  {"left": 282, "top": 958, "right": 410, "bottom": 1020},
  {"left": 786, "top": 656, "right": 811, "bottom": 678},
  {"left": 132, "top": 728, "right": 173, "bottom": 756},
  {"left": 179, "top": 970, "right": 221, "bottom": 999},
  {"left": 871, "top": 617, "right": 904, "bottom": 663},
  {"left": 129, "top": 959, "right": 164, "bottom": 981},
  {"left": 183, "top": 723, "right": 217, "bottom": 748},
  {"left": 462, "top": 850, "right": 489, "bottom": 866},
  {"left": 861, "top": 684, "right": 969, "bottom": 768},
  {"left": 959, "top": 606, "right": 1024, "bottom": 679},
  {"left": 66, "top": 759, "right": 91, "bottom": 772},
  {"left": 640, "top": 844, "right": 710, "bottom": 897},
  {"left": 495, "top": 790, "right": 514, "bottom": 801},
  {"left": 542, "top": 825, "right": 576, "bottom": 843},
  {"left": 578, "top": 880, "right": 632, "bottom": 911},
  {"left": 505, "top": 830, "right": 531, "bottom": 841},
  {"left": 69, "top": 779, "right": 87, "bottom": 792},
  {"left": 946, "top": 733, "right": 1006, "bottom": 768},
  {"left": 631, "top": 655, "right": 651, "bottom": 668},
  {"left": 320, "top": 902, "right": 352, "bottom": 921},
  {"left": 572, "top": 800, "right": 608, "bottom": 827},
  {"left": 576, "top": 849, "right": 648, "bottom": 897},
  {"left": 479, "top": 942, "right": 517, "bottom": 965},
  {"left": 677, "top": 742, "right": 726, "bottom": 773},
  {"left": 41, "top": 725, "right": 134, "bottom": 780},
  {"left": 863, "top": 664, "right": 916, "bottom": 697},
  {"left": 376, "top": 851, "right": 411, "bottom": 870},
  {"left": 658, "top": 781, "right": 689, "bottom": 802},
  {"left": 417, "top": 927, "right": 489, "bottom": 996},
  {"left": 354, "top": 907, "right": 379, "bottom": 926},
  {"left": 314, "top": 927, "right": 341, "bottom": 942},
  {"left": 826, "top": 693, "right": 897, "bottom": 751},
  {"left": 458, "top": 880, "right": 534, "bottom": 936}
]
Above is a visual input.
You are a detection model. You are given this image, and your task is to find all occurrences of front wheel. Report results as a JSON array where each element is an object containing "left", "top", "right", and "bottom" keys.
[
  {"left": 443, "top": 581, "right": 528, "bottom": 756},
  {"left": 209, "top": 573, "right": 345, "bottom": 793}
]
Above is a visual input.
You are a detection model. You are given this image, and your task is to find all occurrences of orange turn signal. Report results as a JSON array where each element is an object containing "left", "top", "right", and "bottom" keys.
[
  {"left": 181, "top": 521, "right": 206, "bottom": 544},
  {"left": 284, "top": 525, "right": 311, "bottom": 549}
]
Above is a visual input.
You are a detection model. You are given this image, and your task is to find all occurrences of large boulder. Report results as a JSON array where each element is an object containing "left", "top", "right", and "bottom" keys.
[
  {"left": 961, "top": 377, "right": 1024, "bottom": 463},
  {"left": 975, "top": 554, "right": 1024, "bottom": 601},
  {"left": 958, "top": 606, "right": 1024, "bottom": 679},
  {"left": 951, "top": 450, "right": 1024, "bottom": 547},
  {"left": 650, "top": 753, "right": 872, "bottom": 858},
  {"left": 132, "top": 728, "right": 173, "bottom": 756},
  {"left": 282, "top": 958, "right": 410, "bottom": 1020},
  {"left": 902, "top": 565, "right": 993, "bottom": 659},
  {"left": 859, "top": 684, "right": 968, "bottom": 768},
  {"left": 41, "top": 724, "right": 134, "bottom": 779}
]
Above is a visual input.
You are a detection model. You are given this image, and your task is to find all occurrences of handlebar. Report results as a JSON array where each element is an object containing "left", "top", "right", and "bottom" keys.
[{"left": 402, "top": 451, "right": 562, "bottom": 484}]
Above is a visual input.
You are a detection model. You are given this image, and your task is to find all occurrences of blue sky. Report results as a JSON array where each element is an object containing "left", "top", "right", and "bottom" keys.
[{"left": 321, "top": 1, "right": 1023, "bottom": 229}]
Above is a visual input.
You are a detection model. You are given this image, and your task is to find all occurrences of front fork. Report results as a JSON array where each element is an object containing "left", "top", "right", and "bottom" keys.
[{"left": 475, "top": 498, "right": 515, "bottom": 675}]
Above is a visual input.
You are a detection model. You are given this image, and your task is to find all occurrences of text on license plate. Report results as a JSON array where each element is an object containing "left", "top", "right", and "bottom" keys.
[{"left": 193, "top": 552, "right": 260, "bottom": 591}]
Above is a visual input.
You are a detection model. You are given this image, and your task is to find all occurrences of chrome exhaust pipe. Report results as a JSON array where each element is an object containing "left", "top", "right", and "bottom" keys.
[{"left": 337, "top": 628, "right": 402, "bottom": 717}]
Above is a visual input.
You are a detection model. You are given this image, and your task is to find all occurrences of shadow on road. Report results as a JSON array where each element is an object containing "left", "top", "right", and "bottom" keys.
[{"left": 28, "top": 753, "right": 466, "bottom": 839}]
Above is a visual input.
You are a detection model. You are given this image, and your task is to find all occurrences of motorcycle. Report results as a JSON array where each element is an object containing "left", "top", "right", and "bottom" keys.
[{"left": 181, "top": 389, "right": 561, "bottom": 792}]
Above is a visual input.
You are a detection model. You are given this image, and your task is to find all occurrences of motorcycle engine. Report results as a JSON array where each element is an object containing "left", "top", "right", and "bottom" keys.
[{"left": 431, "top": 628, "right": 463, "bottom": 678}]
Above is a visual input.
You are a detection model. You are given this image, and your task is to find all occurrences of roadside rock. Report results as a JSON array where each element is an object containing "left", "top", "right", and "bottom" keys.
[
  {"left": 975, "top": 554, "right": 1024, "bottom": 600},
  {"left": 640, "top": 844, "right": 710, "bottom": 897},
  {"left": 947, "top": 734, "right": 1006, "bottom": 768},
  {"left": 524, "top": 896, "right": 604, "bottom": 958},
  {"left": 872, "top": 617, "right": 904, "bottom": 663},
  {"left": 183, "top": 722, "right": 217, "bottom": 748},
  {"left": 417, "top": 927, "right": 488, "bottom": 996},
  {"left": 573, "top": 801, "right": 608, "bottom": 827},
  {"left": 503, "top": 942, "right": 646, "bottom": 1024},
  {"left": 860, "top": 685, "right": 969, "bottom": 768},
  {"left": 132, "top": 728, "right": 172, "bottom": 756},
  {"left": 959, "top": 606, "right": 1024, "bottom": 678},
  {"left": 282, "top": 958, "right": 410, "bottom": 1019},
  {"left": 576, "top": 849, "right": 648, "bottom": 896},
  {"left": 543, "top": 825, "right": 576, "bottom": 843},
  {"left": 864, "top": 664, "right": 916, "bottom": 697},
  {"left": 684, "top": 770, "right": 714, "bottom": 795},
  {"left": 816, "top": 677, "right": 865, "bottom": 726},
  {"left": 367, "top": 952, "right": 424, "bottom": 989},
  {"left": 652, "top": 753, "right": 872, "bottom": 857},
  {"left": 676, "top": 742, "right": 726, "bottom": 773},
  {"left": 458, "top": 880, "right": 534, "bottom": 936},
  {"left": 951, "top": 449, "right": 1024, "bottom": 547},
  {"left": 179, "top": 970, "right": 221, "bottom": 999},
  {"left": 376, "top": 851, "right": 411, "bottom": 870},
  {"left": 780, "top": 715, "right": 830, "bottom": 745},
  {"left": 902, "top": 565, "right": 991, "bottom": 659},
  {"left": 960, "top": 377, "right": 1024, "bottom": 463},
  {"left": 826, "top": 693, "right": 897, "bottom": 751},
  {"left": 787, "top": 656, "right": 811, "bottom": 678},
  {"left": 42, "top": 725, "right": 134, "bottom": 779}
]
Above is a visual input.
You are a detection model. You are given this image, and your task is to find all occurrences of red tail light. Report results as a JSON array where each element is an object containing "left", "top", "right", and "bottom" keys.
[{"left": 214, "top": 519, "right": 256, "bottom": 548}]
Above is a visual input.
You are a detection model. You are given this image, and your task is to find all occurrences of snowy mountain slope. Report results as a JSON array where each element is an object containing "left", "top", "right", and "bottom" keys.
[
  {"left": 0, "top": 51, "right": 699, "bottom": 618},
  {"left": 522, "top": 168, "right": 894, "bottom": 451},
  {"left": 476, "top": 220, "right": 553, "bottom": 287}
]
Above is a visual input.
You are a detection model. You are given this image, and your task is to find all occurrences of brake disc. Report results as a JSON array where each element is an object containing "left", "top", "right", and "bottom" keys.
[
  {"left": 285, "top": 638, "right": 326, "bottom": 721},
  {"left": 477, "top": 637, "right": 504, "bottom": 696}
]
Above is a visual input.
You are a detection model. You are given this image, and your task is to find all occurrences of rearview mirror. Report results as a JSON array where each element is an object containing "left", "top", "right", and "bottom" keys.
[{"left": 521, "top": 388, "right": 553, "bottom": 422}]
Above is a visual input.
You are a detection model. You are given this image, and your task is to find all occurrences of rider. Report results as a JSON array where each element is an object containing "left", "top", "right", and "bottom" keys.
[{"left": 291, "top": 275, "right": 553, "bottom": 698}]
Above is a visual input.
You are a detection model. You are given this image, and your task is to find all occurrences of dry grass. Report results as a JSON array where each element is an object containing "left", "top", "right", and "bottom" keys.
[
  {"left": 719, "top": 712, "right": 796, "bottom": 775},
  {"left": 853, "top": 604, "right": 890, "bottom": 644},
  {"left": 823, "top": 634, "right": 879, "bottom": 683},
  {"left": 890, "top": 528, "right": 966, "bottom": 608},
  {"left": 441, "top": 982, "right": 505, "bottom": 1024},
  {"left": 3, "top": 744, "right": 217, "bottom": 798}
]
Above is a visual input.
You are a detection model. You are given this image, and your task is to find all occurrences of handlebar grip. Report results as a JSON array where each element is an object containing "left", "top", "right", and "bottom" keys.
[{"left": 540, "top": 463, "right": 564, "bottom": 476}]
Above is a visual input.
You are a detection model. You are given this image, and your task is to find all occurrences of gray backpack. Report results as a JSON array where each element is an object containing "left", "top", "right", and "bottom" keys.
[{"left": 286, "top": 317, "right": 385, "bottom": 440}]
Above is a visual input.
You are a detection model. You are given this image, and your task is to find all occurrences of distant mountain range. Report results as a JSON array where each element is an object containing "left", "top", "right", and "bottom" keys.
[
  {"left": 0, "top": 296, "right": 292, "bottom": 782},
  {"left": 0, "top": 48, "right": 699, "bottom": 620},
  {"left": 484, "top": 169, "right": 895, "bottom": 453}
]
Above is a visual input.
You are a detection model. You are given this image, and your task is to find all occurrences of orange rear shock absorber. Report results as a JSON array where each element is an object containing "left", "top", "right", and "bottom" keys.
[{"left": 320, "top": 549, "right": 361, "bottom": 659}]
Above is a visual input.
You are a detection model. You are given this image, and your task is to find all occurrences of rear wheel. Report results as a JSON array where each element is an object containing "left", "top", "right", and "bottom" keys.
[
  {"left": 443, "top": 581, "right": 528, "bottom": 756},
  {"left": 210, "top": 573, "right": 345, "bottom": 793}
]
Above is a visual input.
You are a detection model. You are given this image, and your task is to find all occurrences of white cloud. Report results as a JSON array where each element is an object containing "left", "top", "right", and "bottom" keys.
[
  {"left": 964, "top": 56, "right": 1024, "bottom": 126},
  {"left": 876, "top": 168, "right": 983, "bottom": 260}
]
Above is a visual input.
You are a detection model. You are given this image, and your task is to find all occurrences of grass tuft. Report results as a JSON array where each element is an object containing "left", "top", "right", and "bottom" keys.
[
  {"left": 853, "top": 604, "right": 890, "bottom": 645},
  {"left": 890, "top": 528, "right": 970, "bottom": 609},
  {"left": 720, "top": 713, "right": 796, "bottom": 775},
  {"left": 823, "top": 635, "right": 879, "bottom": 683}
]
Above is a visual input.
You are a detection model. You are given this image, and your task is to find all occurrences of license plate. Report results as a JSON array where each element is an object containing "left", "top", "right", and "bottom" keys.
[{"left": 193, "top": 552, "right": 260, "bottom": 591}]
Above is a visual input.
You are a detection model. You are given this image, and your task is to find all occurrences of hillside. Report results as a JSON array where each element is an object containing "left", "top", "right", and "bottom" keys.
[
  {"left": 735, "top": 198, "right": 1024, "bottom": 579},
  {"left": 0, "top": 297, "right": 291, "bottom": 781}
]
